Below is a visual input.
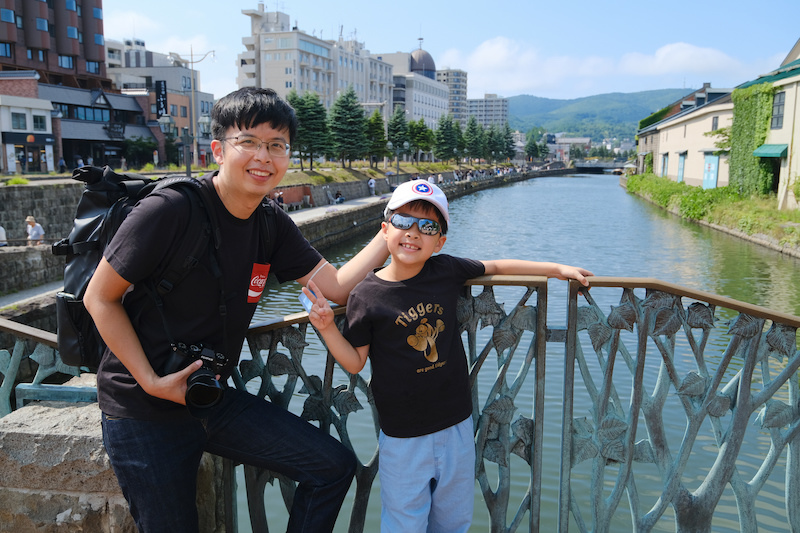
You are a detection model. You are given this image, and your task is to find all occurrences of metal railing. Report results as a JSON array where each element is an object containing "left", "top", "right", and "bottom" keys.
[{"left": 1, "top": 276, "right": 799, "bottom": 532}]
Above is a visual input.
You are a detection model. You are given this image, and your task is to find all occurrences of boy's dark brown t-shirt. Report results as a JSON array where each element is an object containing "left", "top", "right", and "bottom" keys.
[{"left": 343, "top": 254, "right": 485, "bottom": 438}]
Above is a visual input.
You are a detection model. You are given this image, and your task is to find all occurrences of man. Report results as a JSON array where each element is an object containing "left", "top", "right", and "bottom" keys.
[{"left": 84, "top": 87, "right": 388, "bottom": 532}]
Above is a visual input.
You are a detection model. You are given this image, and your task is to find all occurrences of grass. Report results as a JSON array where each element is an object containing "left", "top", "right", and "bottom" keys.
[{"left": 626, "top": 173, "right": 800, "bottom": 249}]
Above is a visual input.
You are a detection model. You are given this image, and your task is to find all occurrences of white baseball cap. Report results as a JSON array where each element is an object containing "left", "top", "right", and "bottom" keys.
[{"left": 384, "top": 180, "right": 449, "bottom": 223}]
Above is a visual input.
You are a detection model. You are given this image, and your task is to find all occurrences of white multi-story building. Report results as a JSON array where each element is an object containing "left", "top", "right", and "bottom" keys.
[
  {"left": 376, "top": 48, "right": 449, "bottom": 130},
  {"left": 436, "top": 68, "right": 468, "bottom": 128},
  {"left": 468, "top": 93, "right": 509, "bottom": 128},
  {"left": 237, "top": 6, "right": 393, "bottom": 123}
]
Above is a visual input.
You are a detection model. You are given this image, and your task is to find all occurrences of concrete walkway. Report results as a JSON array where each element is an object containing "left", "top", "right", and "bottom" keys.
[{"left": 0, "top": 193, "right": 391, "bottom": 310}]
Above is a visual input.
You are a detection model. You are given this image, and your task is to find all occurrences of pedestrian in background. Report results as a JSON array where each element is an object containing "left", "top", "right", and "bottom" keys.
[{"left": 25, "top": 216, "right": 44, "bottom": 245}]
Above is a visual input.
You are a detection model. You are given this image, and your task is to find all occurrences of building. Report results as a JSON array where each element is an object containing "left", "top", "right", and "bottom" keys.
[
  {"left": 0, "top": 69, "right": 155, "bottom": 173},
  {"left": 736, "top": 40, "right": 800, "bottom": 209},
  {"left": 105, "top": 38, "right": 216, "bottom": 166},
  {"left": 642, "top": 94, "right": 733, "bottom": 188},
  {"left": 0, "top": 0, "right": 111, "bottom": 90},
  {"left": 39, "top": 82, "right": 156, "bottom": 170},
  {"left": 467, "top": 94, "right": 508, "bottom": 128},
  {"left": 0, "top": 71, "right": 55, "bottom": 174},
  {"left": 236, "top": 6, "right": 393, "bottom": 123},
  {"left": 636, "top": 83, "right": 731, "bottom": 177},
  {"left": 436, "top": 68, "right": 468, "bottom": 128},
  {"left": 377, "top": 47, "right": 449, "bottom": 130}
]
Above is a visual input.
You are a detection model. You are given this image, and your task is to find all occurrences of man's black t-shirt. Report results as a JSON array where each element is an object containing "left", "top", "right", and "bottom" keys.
[
  {"left": 97, "top": 174, "right": 322, "bottom": 420},
  {"left": 343, "top": 254, "right": 485, "bottom": 438}
]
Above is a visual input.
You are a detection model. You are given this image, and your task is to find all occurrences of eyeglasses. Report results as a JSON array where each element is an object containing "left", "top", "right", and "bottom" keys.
[
  {"left": 389, "top": 214, "right": 441, "bottom": 235},
  {"left": 223, "top": 135, "right": 291, "bottom": 157}
]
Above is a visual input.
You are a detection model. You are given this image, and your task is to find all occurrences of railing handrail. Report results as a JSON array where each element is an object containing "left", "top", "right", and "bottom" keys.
[{"left": 583, "top": 276, "right": 800, "bottom": 326}]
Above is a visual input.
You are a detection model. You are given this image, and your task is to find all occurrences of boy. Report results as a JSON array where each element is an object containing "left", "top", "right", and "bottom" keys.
[{"left": 304, "top": 180, "right": 592, "bottom": 532}]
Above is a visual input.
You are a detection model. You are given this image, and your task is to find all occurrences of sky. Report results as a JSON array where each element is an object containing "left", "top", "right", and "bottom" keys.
[{"left": 102, "top": 0, "right": 800, "bottom": 102}]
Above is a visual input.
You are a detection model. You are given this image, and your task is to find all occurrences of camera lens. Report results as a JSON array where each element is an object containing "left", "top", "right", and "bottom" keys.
[{"left": 185, "top": 367, "right": 223, "bottom": 408}]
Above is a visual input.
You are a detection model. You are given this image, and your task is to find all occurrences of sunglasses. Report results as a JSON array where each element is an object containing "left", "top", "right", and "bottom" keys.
[{"left": 389, "top": 214, "right": 441, "bottom": 235}]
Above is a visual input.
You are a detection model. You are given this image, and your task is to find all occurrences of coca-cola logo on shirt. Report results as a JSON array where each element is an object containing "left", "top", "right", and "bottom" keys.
[
  {"left": 251, "top": 274, "right": 267, "bottom": 290},
  {"left": 248, "top": 263, "right": 271, "bottom": 303}
]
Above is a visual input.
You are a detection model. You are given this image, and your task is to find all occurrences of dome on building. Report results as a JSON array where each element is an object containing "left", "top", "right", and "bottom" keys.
[{"left": 410, "top": 48, "right": 437, "bottom": 80}]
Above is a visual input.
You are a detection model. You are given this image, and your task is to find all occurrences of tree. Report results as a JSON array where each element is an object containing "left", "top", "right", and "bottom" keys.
[
  {"left": 387, "top": 105, "right": 410, "bottom": 162},
  {"left": 408, "top": 118, "right": 433, "bottom": 161},
  {"left": 525, "top": 134, "right": 540, "bottom": 161},
  {"left": 299, "top": 91, "right": 332, "bottom": 171},
  {"left": 365, "top": 110, "right": 387, "bottom": 169},
  {"left": 570, "top": 145, "right": 586, "bottom": 160},
  {"left": 434, "top": 114, "right": 458, "bottom": 162},
  {"left": 123, "top": 136, "right": 158, "bottom": 168},
  {"left": 502, "top": 122, "right": 516, "bottom": 161},
  {"left": 463, "top": 116, "right": 484, "bottom": 163},
  {"left": 328, "top": 86, "right": 369, "bottom": 168}
]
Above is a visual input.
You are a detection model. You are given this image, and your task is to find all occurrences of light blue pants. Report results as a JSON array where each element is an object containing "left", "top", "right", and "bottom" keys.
[{"left": 378, "top": 417, "right": 475, "bottom": 533}]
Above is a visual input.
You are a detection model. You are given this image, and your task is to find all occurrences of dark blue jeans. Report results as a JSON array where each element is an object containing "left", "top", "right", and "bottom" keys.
[{"left": 101, "top": 388, "right": 356, "bottom": 532}]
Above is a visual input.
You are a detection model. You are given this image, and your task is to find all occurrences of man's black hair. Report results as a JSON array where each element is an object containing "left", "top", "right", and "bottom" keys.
[
  {"left": 211, "top": 87, "right": 298, "bottom": 143},
  {"left": 385, "top": 200, "right": 448, "bottom": 235}
]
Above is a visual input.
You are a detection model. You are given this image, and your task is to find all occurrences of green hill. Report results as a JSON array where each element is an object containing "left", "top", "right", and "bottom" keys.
[{"left": 508, "top": 89, "right": 691, "bottom": 141}]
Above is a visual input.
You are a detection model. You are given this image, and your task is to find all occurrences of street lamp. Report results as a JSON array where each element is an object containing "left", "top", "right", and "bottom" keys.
[{"left": 168, "top": 46, "right": 215, "bottom": 168}]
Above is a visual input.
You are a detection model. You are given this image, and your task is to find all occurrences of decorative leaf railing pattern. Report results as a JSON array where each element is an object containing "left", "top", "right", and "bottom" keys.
[{"left": 2, "top": 276, "right": 799, "bottom": 532}]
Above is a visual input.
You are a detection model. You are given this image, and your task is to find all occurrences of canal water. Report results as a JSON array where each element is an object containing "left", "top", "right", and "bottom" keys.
[{"left": 238, "top": 174, "right": 800, "bottom": 531}]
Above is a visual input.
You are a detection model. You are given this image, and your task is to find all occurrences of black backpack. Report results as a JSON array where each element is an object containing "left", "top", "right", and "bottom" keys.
[{"left": 52, "top": 165, "right": 276, "bottom": 371}]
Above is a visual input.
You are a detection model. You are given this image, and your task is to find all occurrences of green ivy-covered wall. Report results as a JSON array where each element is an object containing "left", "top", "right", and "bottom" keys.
[{"left": 729, "top": 83, "right": 775, "bottom": 196}]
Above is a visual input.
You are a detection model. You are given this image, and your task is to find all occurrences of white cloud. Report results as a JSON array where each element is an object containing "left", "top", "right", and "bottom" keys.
[
  {"left": 442, "top": 37, "right": 780, "bottom": 99},
  {"left": 619, "top": 43, "right": 740, "bottom": 75}
]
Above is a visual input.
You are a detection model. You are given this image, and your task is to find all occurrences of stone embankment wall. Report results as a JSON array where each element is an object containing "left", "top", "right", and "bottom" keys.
[{"left": 0, "top": 376, "right": 226, "bottom": 532}]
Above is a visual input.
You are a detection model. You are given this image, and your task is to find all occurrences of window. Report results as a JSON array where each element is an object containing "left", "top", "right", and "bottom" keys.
[
  {"left": 180, "top": 106, "right": 187, "bottom": 117},
  {"left": 170, "top": 104, "right": 177, "bottom": 116},
  {"left": 67, "top": 26, "right": 78, "bottom": 39},
  {"left": 94, "top": 34, "right": 104, "bottom": 45},
  {"left": 86, "top": 60, "right": 100, "bottom": 73},
  {"left": 12, "top": 112, "right": 26, "bottom": 129},
  {"left": 711, "top": 116, "right": 719, "bottom": 131},
  {"left": 93, "top": 7, "right": 102, "bottom": 19},
  {"left": 0, "top": 42, "right": 10, "bottom": 58},
  {"left": 65, "top": 0, "right": 76, "bottom": 10},
  {"left": 35, "top": 18, "right": 47, "bottom": 31},
  {"left": 0, "top": 8, "right": 14, "bottom": 23},
  {"left": 771, "top": 92, "right": 785, "bottom": 129},
  {"left": 33, "top": 115, "right": 46, "bottom": 131},
  {"left": 58, "top": 55, "right": 74, "bottom": 68}
]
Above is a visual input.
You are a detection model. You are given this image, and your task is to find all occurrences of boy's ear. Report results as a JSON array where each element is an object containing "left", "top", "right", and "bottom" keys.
[{"left": 434, "top": 234, "right": 446, "bottom": 253}]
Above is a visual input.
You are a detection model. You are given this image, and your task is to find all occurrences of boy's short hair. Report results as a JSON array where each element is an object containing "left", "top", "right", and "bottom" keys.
[
  {"left": 211, "top": 87, "right": 298, "bottom": 143},
  {"left": 385, "top": 200, "right": 448, "bottom": 235}
]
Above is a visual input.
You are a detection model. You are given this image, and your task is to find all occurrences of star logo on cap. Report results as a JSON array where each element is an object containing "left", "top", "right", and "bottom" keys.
[{"left": 413, "top": 183, "right": 433, "bottom": 196}]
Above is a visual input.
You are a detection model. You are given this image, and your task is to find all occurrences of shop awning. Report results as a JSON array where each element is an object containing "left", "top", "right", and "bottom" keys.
[{"left": 753, "top": 144, "right": 788, "bottom": 158}]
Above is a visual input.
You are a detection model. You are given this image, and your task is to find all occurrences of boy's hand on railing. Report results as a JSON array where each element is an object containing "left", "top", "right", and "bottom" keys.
[{"left": 554, "top": 265, "right": 594, "bottom": 287}]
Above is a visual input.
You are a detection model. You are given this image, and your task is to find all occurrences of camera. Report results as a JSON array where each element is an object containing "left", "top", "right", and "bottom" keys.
[{"left": 165, "top": 342, "right": 228, "bottom": 408}]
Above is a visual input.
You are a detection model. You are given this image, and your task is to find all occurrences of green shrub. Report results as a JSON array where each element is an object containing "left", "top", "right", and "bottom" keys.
[
  {"left": 678, "top": 186, "right": 737, "bottom": 220},
  {"left": 5, "top": 177, "right": 29, "bottom": 185}
]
